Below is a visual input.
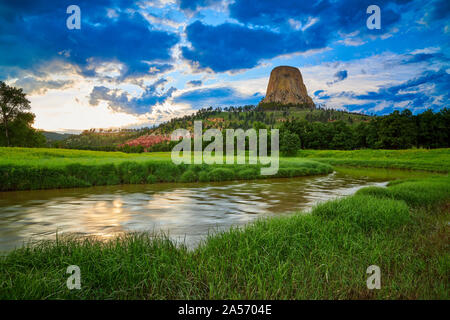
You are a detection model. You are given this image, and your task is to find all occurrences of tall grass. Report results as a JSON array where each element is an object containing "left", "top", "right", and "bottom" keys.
[
  {"left": 0, "top": 147, "right": 332, "bottom": 191},
  {"left": 1, "top": 177, "right": 448, "bottom": 299},
  {"left": 356, "top": 177, "right": 450, "bottom": 207}
]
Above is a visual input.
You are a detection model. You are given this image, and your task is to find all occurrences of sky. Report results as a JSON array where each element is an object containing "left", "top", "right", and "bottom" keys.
[{"left": 1, "top": 0, "right": 449, "bottom": 132}]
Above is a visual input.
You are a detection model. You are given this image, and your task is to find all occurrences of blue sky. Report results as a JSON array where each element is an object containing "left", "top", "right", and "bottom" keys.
[{"left": 1, "top": 0, "right": 449, "bottom": 131}]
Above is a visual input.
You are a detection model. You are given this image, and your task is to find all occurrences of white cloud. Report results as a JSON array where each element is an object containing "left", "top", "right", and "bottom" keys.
[{"left": 299, "top": 52, "right": 434, "bottom": 110}]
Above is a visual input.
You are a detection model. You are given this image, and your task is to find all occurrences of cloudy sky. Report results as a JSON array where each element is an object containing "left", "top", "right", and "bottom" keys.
[{"left": 1, "top": 0, "right": 449, "bottom": 132}]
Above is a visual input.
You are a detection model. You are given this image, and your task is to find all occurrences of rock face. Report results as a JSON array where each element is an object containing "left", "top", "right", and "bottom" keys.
[{"left": 262, "top": 66, "right": 315, "bottom": 107}]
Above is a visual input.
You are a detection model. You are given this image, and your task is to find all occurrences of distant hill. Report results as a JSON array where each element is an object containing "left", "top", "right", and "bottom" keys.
[
  {"left": 50, "top": 128, "right": 153, "bottom": 151},
  {"left": 151, "top": 105, "right": 371, "bottom": 135},
  {"left": 42, "top": 131, "right": 74, "bottom": 142},
  {"left": 52, "top": 105, "right": 372, "bottom": 151},
  {"left": 46, "top": 106, "right": 448, "bottom": 151}
]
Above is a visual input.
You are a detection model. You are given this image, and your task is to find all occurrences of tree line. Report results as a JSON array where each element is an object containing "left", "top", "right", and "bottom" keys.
[{"left": 280, "top": 108, "right": 449, "bottom": 151}]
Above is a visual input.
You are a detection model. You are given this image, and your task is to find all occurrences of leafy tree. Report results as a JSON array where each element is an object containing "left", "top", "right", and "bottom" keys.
[
  {"left": 353, "top": 122, "right": 370, "bottom": 148},
  {"left": 280, "top": 131, "right": 301, "bottom": 156},
  {"left": 0, "top": 81, "right": 31, "bottom": 146},
  {"left": 9, "top": 112, "right": 46, "bottom": 147},
  {"left": 252, "top": 121, "right": 267, "bottom": 131},
  {"left": 330, "top": 121, "right": 355, "bottom": 150},
  {"left": 0, "top": 110, "right": 45, "bottom": 147},
  {"left": 377, "top": 110, "right": 416, "bottom": 149},
  {"left": 416, "top": 108, "right": 449, "bottom": 148}
]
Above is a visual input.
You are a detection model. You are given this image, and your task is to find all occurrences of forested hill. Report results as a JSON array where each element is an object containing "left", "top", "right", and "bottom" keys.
[
  {"left": 153, "top": 105, "right": 449, "bottom": 150},
  {"left": 51, "top": 105, "right": 449, "bottom": 152},
  {"left": 152, "top": 105, "right": 371, "bottom": 135},
  {"left": 42, "top": 131, "right": 74, "bottom": 142},
  {"left": 51, "top": 106, "right": 369, "bottom": 150}
]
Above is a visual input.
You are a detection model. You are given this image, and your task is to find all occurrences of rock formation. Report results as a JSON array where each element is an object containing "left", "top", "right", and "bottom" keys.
[{"left": 262, "top": 66, "right": 315, "bottom": 108}]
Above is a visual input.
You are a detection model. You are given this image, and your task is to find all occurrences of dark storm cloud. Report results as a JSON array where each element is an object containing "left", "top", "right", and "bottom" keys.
[
  {"left": 0, "top": 1, "right": 179, "bottom": 80},
  {"left": 181, "top": 0, "right": 417, "bottom": 72},
  {"left": 181, "top": 21, "right": 329, "bottom": 72}
]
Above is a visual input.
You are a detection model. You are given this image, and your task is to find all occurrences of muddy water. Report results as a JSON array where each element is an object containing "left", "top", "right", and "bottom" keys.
[{"left": 0, "top": 169, "right": 406, "bottom": 251}]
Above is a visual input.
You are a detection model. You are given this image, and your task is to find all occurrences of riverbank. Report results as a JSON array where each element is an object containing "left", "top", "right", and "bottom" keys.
[
  {"left": 1, "top": 147, "right": 449, "bottom": 191},
  {"left": 1, "top": 176, "right": 448, "bottom": 299},
  {"left": 298, "top": 148, "right": 450, "bottom": 172},
  {"left": 0, "top": 148, "right": 332, "bottom": 191}
]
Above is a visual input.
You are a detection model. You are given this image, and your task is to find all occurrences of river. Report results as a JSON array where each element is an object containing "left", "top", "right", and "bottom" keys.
[{"left": 0, "top": 168, "right": 422, "bottom": 252}]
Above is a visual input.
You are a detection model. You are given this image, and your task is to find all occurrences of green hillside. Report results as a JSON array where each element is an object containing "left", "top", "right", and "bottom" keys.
[
  {"left": 52, "top": 128, "right": 154, "bottom": 151},
  {"left": 51, "top": 106, "right": 371, "bottom": 151},
  {"left": 153, "top": 105, "right": 371, "bottom": 134},
  {"left": 42, "top": 131, "right": 74, "bottom": 142}
]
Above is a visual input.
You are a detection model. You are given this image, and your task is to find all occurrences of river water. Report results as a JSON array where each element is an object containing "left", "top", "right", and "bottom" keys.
[{"left": 0, "top": 169, "right": 400, "bottom": 252}]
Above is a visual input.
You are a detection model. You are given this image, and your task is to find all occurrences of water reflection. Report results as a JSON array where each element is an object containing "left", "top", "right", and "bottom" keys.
[{"left": 0, "top": 171, "right": 391, "bottom": 251}]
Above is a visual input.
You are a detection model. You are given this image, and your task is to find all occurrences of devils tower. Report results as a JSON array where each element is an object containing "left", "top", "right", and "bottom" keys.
[{"left": 261, "top": 66, "right": 315, "bottom": 108}]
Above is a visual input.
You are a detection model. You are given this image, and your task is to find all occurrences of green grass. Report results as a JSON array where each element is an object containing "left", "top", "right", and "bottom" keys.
[
  {"left": 356, "top": 177, "right": 450, "bottom": 207},
  {"left": 0, "top": 147, "right": 333, "bottom": 191},
  {"left": 334, "top": 166, "right": 443, "bottom": 180},
  {"left": 1, "top": 177, "right": 448, "bottom": 299},
  {"left": 0, "top": 147, "right": 173, "bottom": 166},
  {"left": 1, "top": 147, "right": 449, "bottom": 191},
  {"left": 297, "top": 148, "right": 450, "bottom": 173}
]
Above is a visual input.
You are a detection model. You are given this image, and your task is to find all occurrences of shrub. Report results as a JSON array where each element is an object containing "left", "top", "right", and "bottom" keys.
[
  {"left": 180, "top": 170, "right": 198, "bottom": 183},
  {"left": 129, "top": 174, "right": 146, "bottom": 184},
  {"left": 198, "top": 171, "right": 210, "bottom": 182},
  {"left": 152, "top": 163, "right": 180, "bottom": 182},
  {"left": 208, "top": 168, "right": 235, "bottom": 182},
  {"left": 119, "top": 162, "right": 147, "bottom": 184},
  {"left": 236, "top": 168, "right": 258, "bottom": 180},
  {"left": 146, "top": 174, "right": 157, "bottom": 184},
  {"left": 275, "top": 168, "right": 294, "bottom": 178}
]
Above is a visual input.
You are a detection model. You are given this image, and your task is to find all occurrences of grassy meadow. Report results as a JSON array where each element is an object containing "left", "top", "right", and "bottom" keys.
[
  {"left": 1, "top": 147, "right": 448, "bottom": 191},
  {"left": 0, "top": 147, "right": 332, "bottom": 191},
  {"left": 1, "top": 176, "right": 448, "bottom": 299},
  {"left": 298, "top": 148, "right": 450, "bottom": 172}
]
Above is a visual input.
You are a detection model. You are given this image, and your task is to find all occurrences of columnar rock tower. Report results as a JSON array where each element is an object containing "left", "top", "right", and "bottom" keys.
[{"left": 262, "top": 66, "right": 315, "bottom": 108}]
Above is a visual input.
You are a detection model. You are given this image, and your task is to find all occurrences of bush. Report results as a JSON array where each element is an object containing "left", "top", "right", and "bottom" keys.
[
  {"left": 146, "top": 174, "right": 157, "bottom": 184},
  {"left": 130, "top": 174, "right": 146, "bottom": 184},
  {"left": 208, "top": 168, "right": 235, "bottom": 182},
  {"left": 236, "top": 168, "right": 258, "bottom": 180},
  {"left": 179, "top": 170, "right": 198, "bottom": 183},
  {"left": 198, "top": 171, "right": 210, "bottom": 182},
  {"left": 119, "top": 162, "right": 147, "bottom": 184},
  {"left": 152, "top": 163, "right": 180, "bottom": 182}
]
